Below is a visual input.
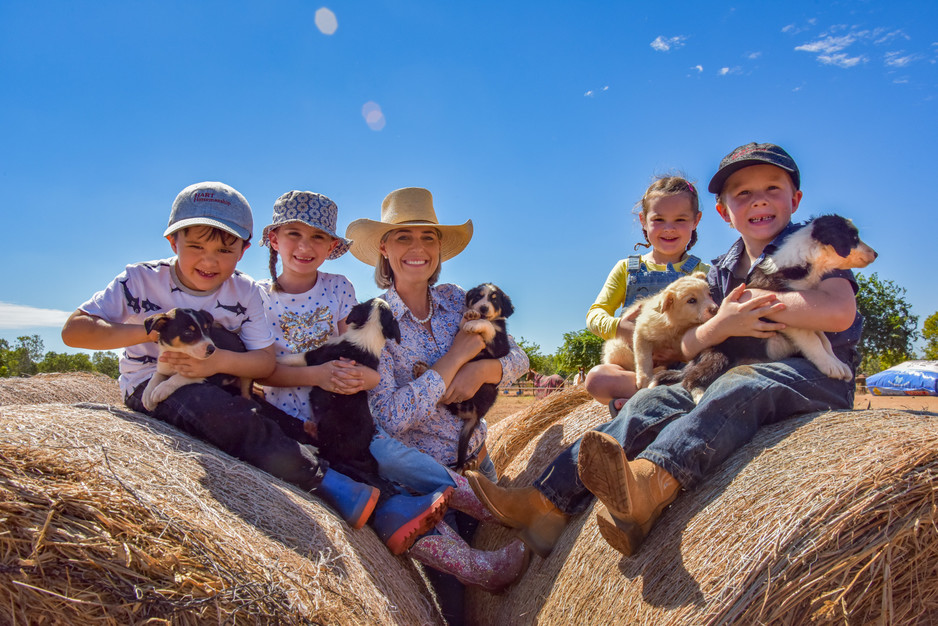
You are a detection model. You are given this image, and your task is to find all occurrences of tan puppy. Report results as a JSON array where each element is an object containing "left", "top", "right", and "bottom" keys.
[{"left": 602, "top": 272, "right": 718, "bottom": 389}]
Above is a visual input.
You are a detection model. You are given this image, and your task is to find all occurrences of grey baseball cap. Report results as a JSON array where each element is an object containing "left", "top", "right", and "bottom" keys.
[
  {"left": 708, "top": 143, "right": 800, "bottom": 194},
  {"left": 164, "top": 181, "right": 253, "bottom": 240}
]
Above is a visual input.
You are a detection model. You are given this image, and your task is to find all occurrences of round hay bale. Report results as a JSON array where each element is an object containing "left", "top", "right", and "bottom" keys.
[
  {"left": 486, "top": 386, "right": 594, "bottom": 475},
  {"left": 0, "top": 371, "right": 123, "bottom": 407},
  {"left": 469, "top": 404, "right": 938, "bottom": 625},
  {"left": 0, "top": 403, "right": 442, "bottom": 625}
]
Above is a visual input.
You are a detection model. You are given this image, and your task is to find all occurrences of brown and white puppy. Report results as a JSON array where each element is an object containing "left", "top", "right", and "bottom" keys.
[
  {"left": 602, "top": 271, "right": 718, "bottom": 390},
  {"left": 658, "top": 215, "right": 878, "bottom": 402},
  {"left": 141, "top": 308, "right": 249, "bottom": 411}
]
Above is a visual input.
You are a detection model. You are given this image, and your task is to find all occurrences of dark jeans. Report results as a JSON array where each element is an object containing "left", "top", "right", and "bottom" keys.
[
  {"left": 127, "top": 380, "right": 325, "bottom": 492},
  {"left": 536, "top": 358, "right": 854, "bottom": 515}
]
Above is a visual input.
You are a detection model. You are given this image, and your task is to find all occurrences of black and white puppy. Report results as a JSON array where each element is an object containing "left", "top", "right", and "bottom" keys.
[
  {"left": 656, "top": 215, "right": 877, "bottom": 402},
  {"left": 447, "top": 283, "right": 514, "bottom": 469},
  {"left": 278, "top": 298, "right": 400, "bottom": 490},
  {"left": 141, "top": 308, "right": 249, "bottom": 411}
]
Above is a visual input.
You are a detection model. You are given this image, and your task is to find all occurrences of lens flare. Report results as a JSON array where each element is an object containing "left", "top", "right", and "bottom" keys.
[
  {"left": 362, "top": 101, "right": 386, "bottom": 131},
  {"left": 315, "top": 8, "right": 338, "bottom": 35}
]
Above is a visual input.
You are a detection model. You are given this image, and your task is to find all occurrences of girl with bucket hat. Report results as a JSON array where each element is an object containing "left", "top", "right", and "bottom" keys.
[
  {"left": 255, "top": 190, "right": 459, "bottom": 555},
  {"left": 346, "top": 188, "right": 531, "bottom": 604}
]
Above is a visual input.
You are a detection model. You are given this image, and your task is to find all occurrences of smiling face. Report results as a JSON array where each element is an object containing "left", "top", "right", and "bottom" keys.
[
  {"left": 639, "top": 192, "right": 701, "bottom": 265},
  {"left": 379, "top": 227, "right": 442, "bottom": 288},
  {"left": 267, "top": 222, "right": 338, "bottom": 281},
  {"left": 168, "top": 226, "right": 247, "bottom": 292},
  {"left": 716, "top": 163, "right": 803, "bottom": 259}
]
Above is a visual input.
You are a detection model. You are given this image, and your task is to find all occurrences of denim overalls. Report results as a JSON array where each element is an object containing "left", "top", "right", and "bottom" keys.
[{"left": 623, "top": 254, "right": 702, "bottom": 308}]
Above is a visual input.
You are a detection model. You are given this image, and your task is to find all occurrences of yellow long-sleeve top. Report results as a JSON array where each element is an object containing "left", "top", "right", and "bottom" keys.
[{"left": 586, "top": 253, "right": 710, "bottom": 340}]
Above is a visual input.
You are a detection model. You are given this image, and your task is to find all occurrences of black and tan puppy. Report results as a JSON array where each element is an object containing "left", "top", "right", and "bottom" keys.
[
  {"left": 141, "top": 308, "right": 250, "bottom": 411},
  {"left": 278, "top": 298, "right": 400, "bottom": 490},
  {"left": 657, "top": 215, "right": 877, "bottom": 402},
  {"left": 448, "top": 283, "right": 514, "bottom": 469}
]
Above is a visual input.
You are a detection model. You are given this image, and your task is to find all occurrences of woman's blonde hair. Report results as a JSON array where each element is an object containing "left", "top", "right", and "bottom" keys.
[
  {"left": 374, "top": 228, "right": 443, "bottom": 289},
  {"left": 633, "top": 174, "right": 701, "bottom": 252}
]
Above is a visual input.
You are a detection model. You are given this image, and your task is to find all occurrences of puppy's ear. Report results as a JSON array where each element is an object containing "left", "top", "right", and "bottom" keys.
[
  {"left": 144, "top": 313, "right": 170, "bottom": 335},
  {"left": 194, "top": 309, "right": 214, "bottom": 329},
  {"left": 691, "top": 271, "right": 707, "bottom": 280},
  {"left": 346, "top": 300, "right": 371, "bottom": 328},
  {"left": 380, "top": 305, "right": 401, "bottom": 343},
  {"left": 812, "top": 215, "right": 857, "bottom": 258},
  {"left": 656, "top": 291, "right": 675, "bottom": 313},
  {"left": 465, "top": 286, "right": 483, "bottom": 307},
  {"left": 499, "top": 290, "right": 514, "bottom": 318}
]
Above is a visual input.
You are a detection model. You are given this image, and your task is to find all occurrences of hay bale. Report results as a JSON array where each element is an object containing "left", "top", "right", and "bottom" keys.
[
  {"left": 486, "top": 386, "right": 594, "bottom": 475},
  {"left": 0, "top": 371, "right": 123, "bottom": 407},
  {"left": 469, "top": 403, "right": 938, "bottom": 625},
  {"left": 0, "top": 403, "right": 442, "bottom": 624}
]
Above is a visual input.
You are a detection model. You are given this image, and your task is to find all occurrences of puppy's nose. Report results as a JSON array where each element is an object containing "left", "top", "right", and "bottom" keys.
[{"left": 206, "top": 344, "right": 216, "bottom": 356}]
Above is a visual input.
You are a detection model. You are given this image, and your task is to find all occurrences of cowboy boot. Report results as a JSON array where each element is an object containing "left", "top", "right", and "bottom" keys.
[
  {"left": 577, "top": 430, "right": 680, "bottom": 556},
  {"left": 409, "top": 522, "right": 530, "bottom": 593},
  {"left": 372, "top": 486, "right": 454, "bottom": 555},
  {"left": 446, "top": 469, "right": 498, "bottom": 523},
  {"left": 465, "top": 471, "right": 569, "bottom": 558}
]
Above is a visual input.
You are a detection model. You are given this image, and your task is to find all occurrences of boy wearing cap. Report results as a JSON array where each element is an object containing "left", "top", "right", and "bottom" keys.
[
  {"left": 62, "top": 182, "right": 387, "bottom": 529},
  {"left": 467, "top": 143, "right": 862, "bottom": 558}
]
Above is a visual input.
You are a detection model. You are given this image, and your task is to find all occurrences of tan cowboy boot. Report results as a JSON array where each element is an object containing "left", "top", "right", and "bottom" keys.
[
  {"left": 446, "top": 469, "right": 498, "bottom": 523},
  {"left": 409, "top": 522, "right": 530, "bottom": 593},
  {"left": 465, "top": 471, "right": 569, "bottom": 558},
  {"left": 577, "top": 431, "right": 680, "bottom": 556}
]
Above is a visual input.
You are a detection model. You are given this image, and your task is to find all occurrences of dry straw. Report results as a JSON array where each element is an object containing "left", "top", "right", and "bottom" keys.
[
  {"left": 0, "top": 371, "right": 124, "bottom": 407},
  {"left": 469, "top": 400, "right": 938, "bottom": 625},
  {"left": 0, "top": 396, "right": 443, "bottom": 624}
]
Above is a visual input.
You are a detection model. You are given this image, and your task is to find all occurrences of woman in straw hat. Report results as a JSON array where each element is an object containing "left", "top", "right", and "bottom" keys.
[{"left": 346, "top": 187, "right": 530, "bottom": 605}]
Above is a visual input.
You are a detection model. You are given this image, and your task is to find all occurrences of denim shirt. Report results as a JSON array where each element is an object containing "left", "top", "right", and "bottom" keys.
[{"left": 708, "top": 221, "right": 863, "bottom": 368}]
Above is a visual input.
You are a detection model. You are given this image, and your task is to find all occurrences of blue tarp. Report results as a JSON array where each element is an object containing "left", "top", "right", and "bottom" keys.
[{"left": 866, "top": 360, "right": 938, "bottom": 396}]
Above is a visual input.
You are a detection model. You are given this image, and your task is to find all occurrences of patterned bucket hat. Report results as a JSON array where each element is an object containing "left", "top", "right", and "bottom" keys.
[{"left": 261, "top": 191, "right": 351, "bottom": 259}]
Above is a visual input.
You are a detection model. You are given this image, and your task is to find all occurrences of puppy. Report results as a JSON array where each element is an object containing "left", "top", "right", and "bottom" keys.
[
  {"left": 602, "top": 272, "right": 718, "bottom": 389},
  {"left": 141, "top": 308, "right": 250, "bottom": 411},
  {"left": 660, "top": 215, "right": 877, "bottom": 402},
  {"left": 412, "top": 284, "right": 514, "bottom": 469},
  {"left": 278, "top": 298, "right": 400, "bottom": 490}
]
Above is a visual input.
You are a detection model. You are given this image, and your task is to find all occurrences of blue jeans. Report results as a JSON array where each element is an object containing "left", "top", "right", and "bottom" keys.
[
  {"left": 536, "top": 358, "right": 854, "bottom": 515},
  {"left": 370, "top": 427, "right": 457, "bottom": 494}
]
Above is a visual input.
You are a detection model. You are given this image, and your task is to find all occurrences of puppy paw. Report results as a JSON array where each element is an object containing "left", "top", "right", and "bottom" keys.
[
  {"left": 463, "top": 310, "right": 481, "bottom": 321},
  {"left": 462, "top": 319, "right": 487, "bottom": 334},
  {"left": 818, "top": 357, "right": 853, "bottom": 381},
  {"left": 635, "top": 373, "right": 650, "bottom": 389},
  {"left": 412, "top": 361, "right": 429, "bottom": 379}
]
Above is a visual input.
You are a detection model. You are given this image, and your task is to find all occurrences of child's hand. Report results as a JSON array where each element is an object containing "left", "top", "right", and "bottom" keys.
[
  {"left": 319, "top": 358, "right": 379, "bottom": 394},
  {"left": 709, "top": 283, "right": 787, "bottom": 341},
  {"left": 159, "top": 350, "right": 221, "bottom": 378}
]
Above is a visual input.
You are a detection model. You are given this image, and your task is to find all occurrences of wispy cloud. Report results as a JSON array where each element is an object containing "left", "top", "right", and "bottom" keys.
[
  {"left": 817, "top": 53, "right": 866, "bottom": 68},
  {"left": 782, "top": 19, "right": 817, "bottom": 35},
  {"left": 718, "top": 66, "right": 741, "bottom": 76},
  {"left": 650, "top": 35, "right": 686, "bottom": 52},
  {"left": 747, "top": 51, "right": 762, "bottom": 60},
  {"left": 795, "top": 34, "right": 858, "bottom": 54},
  {"left": 692, "top": 65, "right": 703, "bottom": 73},
  {"left": 0, "top": 302, "right": 71, "bottom": 330},
  {"left": 584, "top": 86, "right": 609, "bottom": 97},
  {"left": 884, "top": 51, "right": 921, "bottom": 67},
  {"left": 795, "top": 26, "right": 921, "bottom": 70}
]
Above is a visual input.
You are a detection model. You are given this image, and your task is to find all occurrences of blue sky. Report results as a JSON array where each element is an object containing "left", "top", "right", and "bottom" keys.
[{"left": 2, "top": 1, "right": 937, "bottom": 358}]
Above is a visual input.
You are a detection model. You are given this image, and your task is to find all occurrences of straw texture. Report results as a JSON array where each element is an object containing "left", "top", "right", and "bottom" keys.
[
  {"left": 0, "top": 400, "right": 442, "bottom": 625},
  {"left": 470, "top": 399, "right": 938, "bottom": 625},
  {"left": 0, "top": 371, "right": 124, "bottom": 407}
]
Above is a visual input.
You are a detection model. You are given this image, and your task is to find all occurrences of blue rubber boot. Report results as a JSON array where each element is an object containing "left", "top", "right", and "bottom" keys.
[
  {"left": 373, "top": 486, "right": 454, "bottom": 555},
  {"left": 316, "top": 468, "right": 380, "bottom": 530}
]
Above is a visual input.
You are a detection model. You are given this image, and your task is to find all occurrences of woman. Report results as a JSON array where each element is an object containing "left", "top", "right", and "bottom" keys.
[{"left": 346, "top": 187, "right": 530, "bottom": 613}]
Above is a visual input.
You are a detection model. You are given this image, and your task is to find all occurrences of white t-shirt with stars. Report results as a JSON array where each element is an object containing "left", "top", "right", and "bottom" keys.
[{"left": 258, "top": 272, "right": 358, "bottom": 422}]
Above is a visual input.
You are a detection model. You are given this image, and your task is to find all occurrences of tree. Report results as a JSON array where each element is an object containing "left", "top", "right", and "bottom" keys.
[
  {"left": 855, "top": 273, "right": 918, "bottom": 374},
  {"left": 37, "top": 352, "right": 95, "bottom": 374},
  {"left": 93, "top": 351, "right": 121, "bottom": 378},
  {"left": 922, "top": 312, "right": 938, "bottom": 360},
  {"left": 555, "top": 328, "right": 604, "bottom": 374},
  {"left": 0, "top": 335, "right": 45, "bottom": 377},
  {"left": 517, "top": 337, "right": 558, "bottom": 375}
]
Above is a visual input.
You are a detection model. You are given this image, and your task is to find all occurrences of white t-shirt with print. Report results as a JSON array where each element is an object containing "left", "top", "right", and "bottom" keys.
[
  {"left": 79, "top": 257, "right": 274, "bottom": 398},
  {"left": 258, "top": 272, "right": 357, "bottom": 423}
]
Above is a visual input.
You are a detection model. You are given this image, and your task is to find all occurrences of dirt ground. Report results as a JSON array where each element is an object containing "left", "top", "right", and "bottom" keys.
[{"left": 487, "top": 390, "right": 938, "bottom": 425}]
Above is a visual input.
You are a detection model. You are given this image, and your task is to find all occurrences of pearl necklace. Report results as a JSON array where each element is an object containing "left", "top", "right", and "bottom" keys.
[{"left": 410, "top": 289, "right": 434, "bottom": 324}]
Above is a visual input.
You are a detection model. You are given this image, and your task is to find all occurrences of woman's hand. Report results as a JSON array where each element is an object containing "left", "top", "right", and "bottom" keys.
[
  {"left": 317, "top": 358, "right": 380, "bottom": 394},
  {"left": 440, "top": 360, "right": 489, "bottom": 404}
]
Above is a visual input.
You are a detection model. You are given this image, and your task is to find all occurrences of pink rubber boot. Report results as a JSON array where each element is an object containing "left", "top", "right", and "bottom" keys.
[
  {"left": 409, "top": 522, "right": 530, "bottom": 593},
  {"left": 447, "top": 469, "right": 498, "bottom": 523}
]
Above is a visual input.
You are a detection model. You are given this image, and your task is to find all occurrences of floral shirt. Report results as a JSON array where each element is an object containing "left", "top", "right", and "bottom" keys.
[{"left": 369, "top": 283, "right": 529, "bottom": 467}]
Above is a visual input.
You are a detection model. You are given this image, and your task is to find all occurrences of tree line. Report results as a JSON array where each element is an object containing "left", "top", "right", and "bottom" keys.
[
  {"left": 521, "top": 273, "right": 938, "bottom": 379},
  {"left": 3, "top": 273, "right": 936, "bottom": 381}
]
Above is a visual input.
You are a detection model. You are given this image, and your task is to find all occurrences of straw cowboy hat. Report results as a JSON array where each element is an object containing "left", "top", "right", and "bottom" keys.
[{"left": 346, "top": 187, "right": 473, "bottom": 266}]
